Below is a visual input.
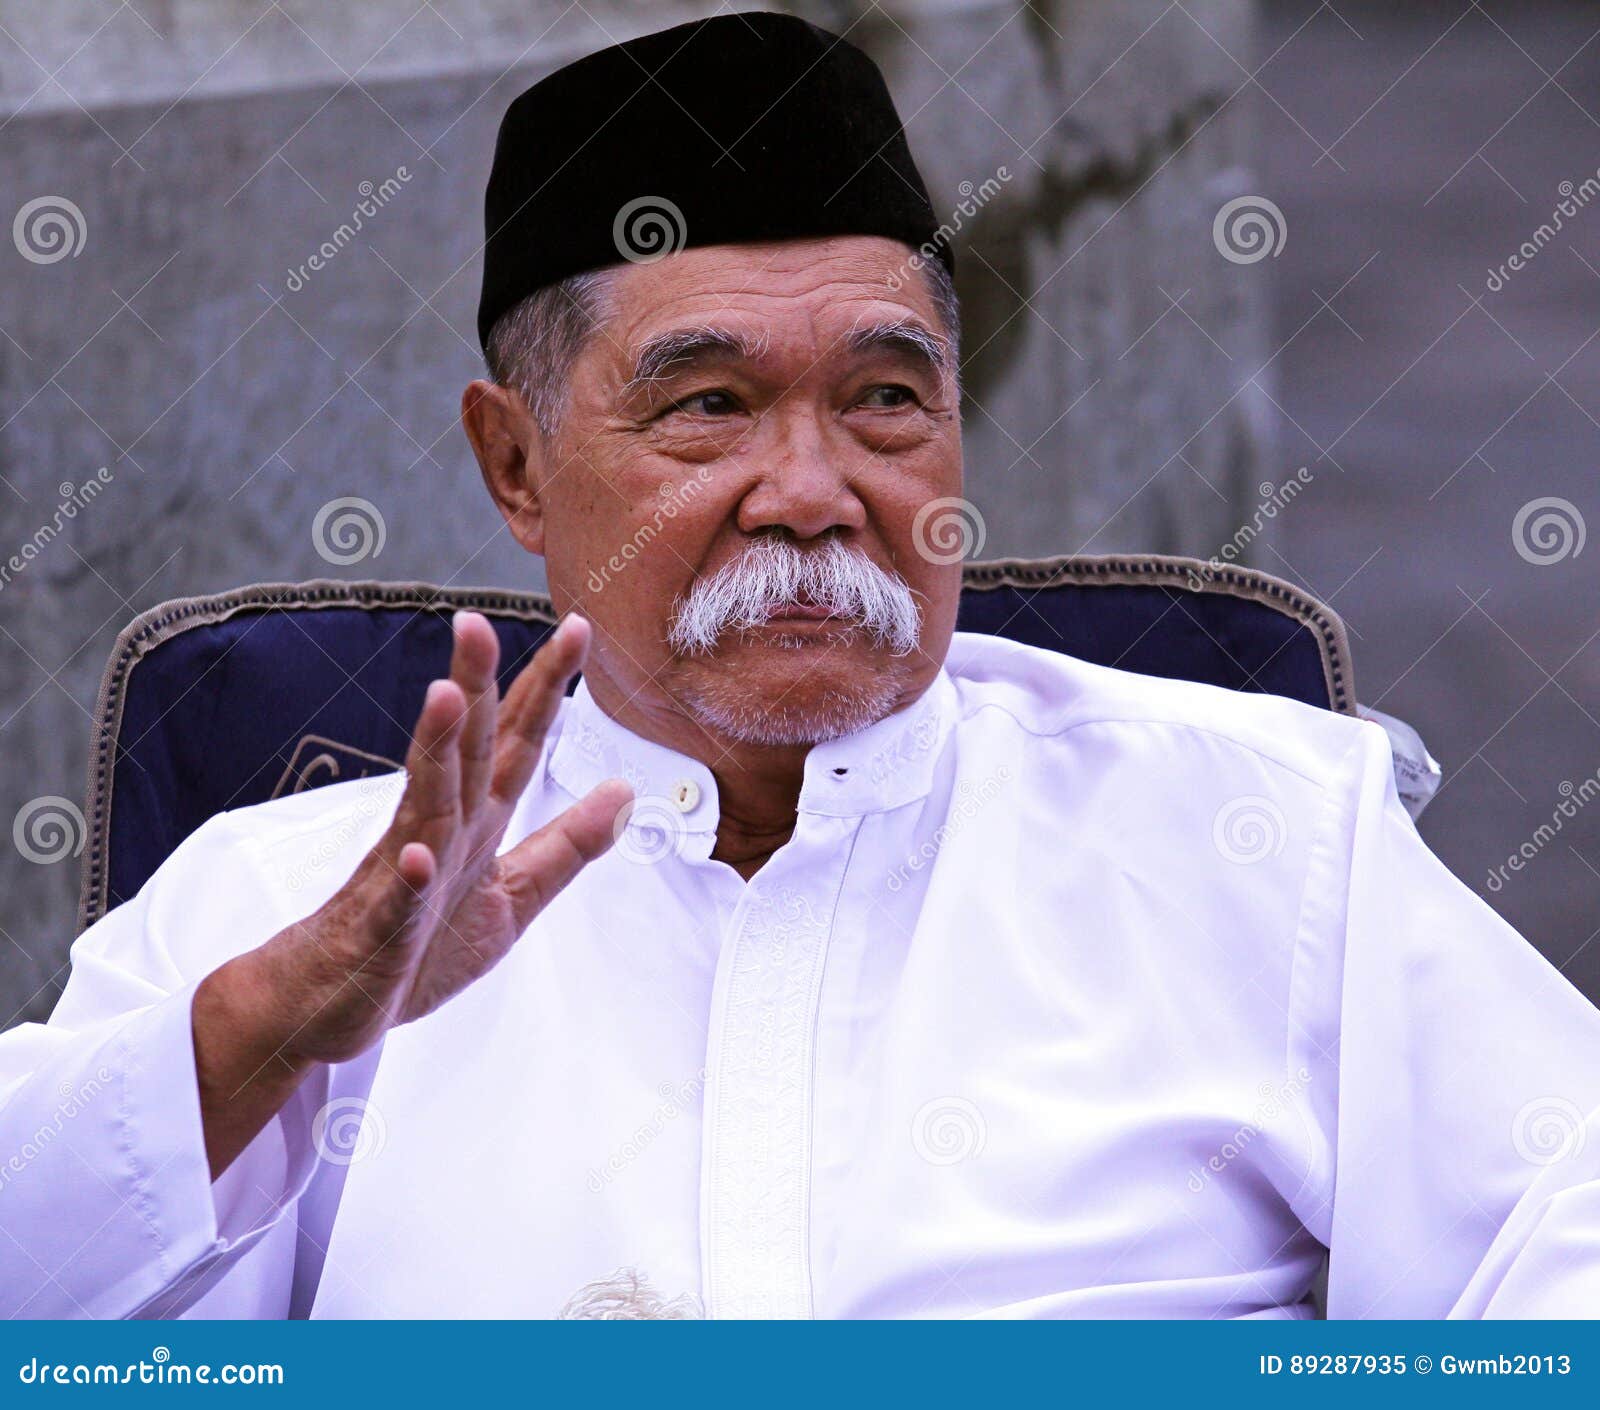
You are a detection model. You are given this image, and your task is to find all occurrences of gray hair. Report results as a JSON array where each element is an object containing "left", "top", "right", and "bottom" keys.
[
  {"left": 483, "top": 253, "right": 960, "bottom": 438},
  {"left": 484, "top": 267, "right": 616, "bottom": 438}
]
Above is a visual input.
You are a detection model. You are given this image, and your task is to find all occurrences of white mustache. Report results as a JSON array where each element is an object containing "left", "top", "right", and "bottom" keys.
[{"left": 667, "top": 535, "right": 921, "bottom": 656}]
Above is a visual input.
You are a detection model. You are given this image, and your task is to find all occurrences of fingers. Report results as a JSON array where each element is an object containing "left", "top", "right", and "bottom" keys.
[
  {"left": 379, "top": 672, "right": 468, "bottom": 886},
  {"left": 488, "top": 612, "right": 591, "bottom": 807},
  {"left": 340, "top": 839, "right": 437, "bottom": 968},
  {"left": 501, "top": 777, "right": 633, "bottom": 933},
  {"left": 449, "top": 611, "right": 501, "bottom": 816},
  {"left": 396, "top": 840, "right": 436, "bottom": 892},
  {"left": 352, "top": 610, "right": 588, "bottom": 961}
]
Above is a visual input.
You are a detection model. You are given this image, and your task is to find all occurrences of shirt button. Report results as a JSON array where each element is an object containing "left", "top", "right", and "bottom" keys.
[{"left": 671, "top": 778, "right": 701, "bottom": 812}]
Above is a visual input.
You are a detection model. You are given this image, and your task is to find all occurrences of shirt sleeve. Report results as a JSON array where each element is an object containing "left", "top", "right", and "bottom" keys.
[
  {"left": 1300, "top": 721, "right": 1600, "bottom": 1317},
  {"left": 0, "top": 812, "right": 333, "bottom": 1319}
]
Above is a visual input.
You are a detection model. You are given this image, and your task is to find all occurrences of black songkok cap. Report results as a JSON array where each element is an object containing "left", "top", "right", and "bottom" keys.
[{"left": 477, "top": 11, "right": 952, "bottom": 350}]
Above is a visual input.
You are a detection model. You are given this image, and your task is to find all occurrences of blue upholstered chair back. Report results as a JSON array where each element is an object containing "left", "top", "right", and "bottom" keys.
[{"left": 76, "top": 555, "right": 1353, "bottom": 931}]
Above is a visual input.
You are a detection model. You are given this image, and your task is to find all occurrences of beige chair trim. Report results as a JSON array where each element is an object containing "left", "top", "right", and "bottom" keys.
[{"left": 962, "top": 552, "right": 1355, "bottom": 717}]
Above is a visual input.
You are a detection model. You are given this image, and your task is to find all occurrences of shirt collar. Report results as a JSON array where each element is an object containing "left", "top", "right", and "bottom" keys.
[{"left": 545, "top": 666, "right": 958, "bottom": 833}]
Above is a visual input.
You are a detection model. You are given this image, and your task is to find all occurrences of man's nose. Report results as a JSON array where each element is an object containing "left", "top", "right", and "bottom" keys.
[{"left": 735, "top": 411, "right": 868, "bottom": 541}]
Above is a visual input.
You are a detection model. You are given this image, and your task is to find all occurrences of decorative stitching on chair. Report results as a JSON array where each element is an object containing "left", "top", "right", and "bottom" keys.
[
  {"left": 271, "top": 734, "right": 408, "bottom": 799},
  {"left": 76, "top": 559, "right": 1353, "bottom": 932}
]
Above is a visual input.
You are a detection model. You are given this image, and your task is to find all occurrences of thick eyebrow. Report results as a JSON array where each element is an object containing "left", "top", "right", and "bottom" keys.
[
  {"left": 622, "top": 316, "right": 952, "bottom": 399},
  {"left": 625, "top": 326, "right": 770, "bottom": 395},
  {"left": 843, "top": 318, "right": 952, "bottom": 379}
]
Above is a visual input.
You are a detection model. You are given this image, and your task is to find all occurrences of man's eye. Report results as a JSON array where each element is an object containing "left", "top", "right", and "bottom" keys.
[
  {"left": 857, "top": 384, "right": 918, "bottom": 409},
  {"left": 667, "top": 390, "right": 741, "bottom": 417}
]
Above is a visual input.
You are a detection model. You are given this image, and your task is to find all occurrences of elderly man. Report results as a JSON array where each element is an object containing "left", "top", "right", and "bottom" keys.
[{"left": 3, "top": 12, "right": 1600, "bottom": 1321}]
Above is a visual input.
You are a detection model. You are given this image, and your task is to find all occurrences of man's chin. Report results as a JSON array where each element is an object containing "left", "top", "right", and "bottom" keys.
[{"left": 666, "top": 627, "right": 915, "bottom": 746}]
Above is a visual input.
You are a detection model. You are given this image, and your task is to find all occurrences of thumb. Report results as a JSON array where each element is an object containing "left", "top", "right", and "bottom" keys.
[{"left": 499, "top": 779, "right": 634, "bottom": 932}]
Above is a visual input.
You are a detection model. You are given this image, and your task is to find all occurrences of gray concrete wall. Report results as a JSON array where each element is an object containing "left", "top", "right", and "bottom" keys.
[
  {"left": 0, "top": 0, "right": 1266, "bottom": 1023},
  {"left": 1259, "top": 0, "right": 1600, "bottom": 1003}
]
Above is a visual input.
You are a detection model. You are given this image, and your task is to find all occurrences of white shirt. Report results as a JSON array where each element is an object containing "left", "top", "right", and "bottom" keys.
[{"left": 4, "top": 630, "right": 1600, "bottom": 1319}]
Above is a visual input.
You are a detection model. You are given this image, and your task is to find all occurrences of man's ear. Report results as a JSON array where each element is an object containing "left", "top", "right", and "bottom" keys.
[{"left": 462, "top": 379, "right": 547, "bottom": 556}]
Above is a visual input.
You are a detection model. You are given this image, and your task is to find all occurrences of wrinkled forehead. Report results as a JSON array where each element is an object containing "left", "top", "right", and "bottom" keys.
[
  {"left": 602, "top": 235, "right": 943, "bottom": 355},
  {"left": 598, "top": 233, "right": 947, "bottom": 385}
]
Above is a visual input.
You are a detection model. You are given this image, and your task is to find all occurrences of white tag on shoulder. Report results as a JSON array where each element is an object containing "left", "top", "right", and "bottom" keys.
[{"left": 1356, "top": 703, "right": 1443, "bottom": 821}]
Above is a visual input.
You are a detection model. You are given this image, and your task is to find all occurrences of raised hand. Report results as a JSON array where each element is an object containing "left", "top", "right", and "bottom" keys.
[{"left": 193, "top": 610, "right": 631, "bottom": 1174}]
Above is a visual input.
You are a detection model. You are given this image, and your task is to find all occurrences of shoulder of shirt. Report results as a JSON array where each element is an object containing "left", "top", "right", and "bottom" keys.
[{"left": 943, "top": 629, "right": 1383, "bottom": 789}]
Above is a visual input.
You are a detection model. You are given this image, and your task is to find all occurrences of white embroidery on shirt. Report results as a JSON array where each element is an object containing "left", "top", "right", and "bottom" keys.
[
  {"left": 867, "top": 698, "right": 943, "bottom": 786},
  {"left": 705, "top": 883, "right": 835, "bottom": 1319},
  {"left": 571, "top": 718, "right": 606, "bottom": 761}
]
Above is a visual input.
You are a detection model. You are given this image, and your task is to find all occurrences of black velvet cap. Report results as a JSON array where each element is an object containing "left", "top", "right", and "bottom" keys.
[{"left": 477, "top": 11, "right": 952, "bottom": 349}]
